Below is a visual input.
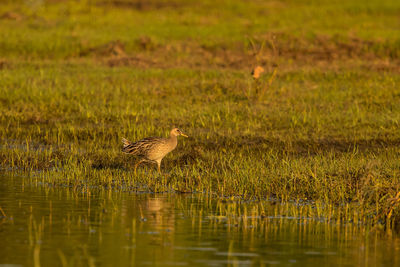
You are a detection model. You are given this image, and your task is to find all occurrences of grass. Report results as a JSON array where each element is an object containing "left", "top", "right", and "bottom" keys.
[{"left": 1, "top": 0, "right": 400, "bottom": 228}]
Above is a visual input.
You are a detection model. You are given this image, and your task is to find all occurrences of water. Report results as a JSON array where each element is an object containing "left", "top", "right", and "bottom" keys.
[{"left": 1, "top": 175, "right": 399, "bottom": 266}]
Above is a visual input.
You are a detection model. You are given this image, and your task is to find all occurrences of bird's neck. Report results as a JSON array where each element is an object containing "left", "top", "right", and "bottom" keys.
[{"left": 168, "top": 134, "right": 178, "bottom": 147}]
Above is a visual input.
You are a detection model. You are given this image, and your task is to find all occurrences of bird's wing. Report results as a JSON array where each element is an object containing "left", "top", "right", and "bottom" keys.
[{"left": 122, "top": 137, "right": 164, "bottom": 155}]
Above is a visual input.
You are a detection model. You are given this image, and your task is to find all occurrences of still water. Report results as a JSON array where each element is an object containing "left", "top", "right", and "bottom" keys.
[{"left": 1, "top": 175, "right": 399, "bottom": 267}]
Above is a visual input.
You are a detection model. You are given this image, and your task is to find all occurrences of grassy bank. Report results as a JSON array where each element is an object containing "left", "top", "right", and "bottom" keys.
[{"left": 1, "top": 0, "right": 400, "bottom": 228}]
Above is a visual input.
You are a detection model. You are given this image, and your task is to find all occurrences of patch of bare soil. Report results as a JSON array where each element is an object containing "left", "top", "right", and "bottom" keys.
[
  {"left": 107, "top": 56, "right": 158, "bottom": 68},
  {"left": 359, "top": 59, "right": 400, "bottom": 72},
  {"left": 81, "top": 34, "right": 399, "bottom": 72},
  {"left": 0, "top": 11, "right": 23, "bottom": 21},
  {"left": 96, "top": 0, "right": 185, "bottom": 10},
  {"left": 80, "top": 40, "right": 126, "bottom": 57},
  {"left": 135, "top": 36, "right": 159, "bottom": 51},
  {"left": 0, "top": 59, "right": 11, "bottom": 69},
  {"left": 80, "top": 38, "right": 164, "bottom": 68},
  {"left": 272, "top": 34, "right": 381, "bottom": 61}
]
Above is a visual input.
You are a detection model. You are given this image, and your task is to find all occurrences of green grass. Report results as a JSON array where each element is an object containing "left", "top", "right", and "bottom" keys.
[{"left": 1, "top": 0, "right": 400, "bottom": 228}]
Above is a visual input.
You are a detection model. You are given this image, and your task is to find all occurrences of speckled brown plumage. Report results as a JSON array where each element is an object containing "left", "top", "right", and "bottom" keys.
[{"left": 122, "top": 128, "right": 188, "bottom": 173}]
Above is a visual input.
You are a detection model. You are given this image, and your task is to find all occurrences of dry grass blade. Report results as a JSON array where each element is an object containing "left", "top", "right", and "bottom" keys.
[
  {"left": 0, "top": 206, "right": 6, "bottom": 217},
  {"left": 256, "top": 67, "right": 277, "bottom": 101}
]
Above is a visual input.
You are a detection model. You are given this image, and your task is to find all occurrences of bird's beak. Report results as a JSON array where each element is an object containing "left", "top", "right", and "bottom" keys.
[{"left": 181, "top": 133, "right": 188, "bottom": 138}]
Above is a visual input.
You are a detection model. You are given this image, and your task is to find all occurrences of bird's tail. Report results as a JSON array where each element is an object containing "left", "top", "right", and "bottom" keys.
[{"left": 121, "top": 137, "right": 133, "bottom": 153}]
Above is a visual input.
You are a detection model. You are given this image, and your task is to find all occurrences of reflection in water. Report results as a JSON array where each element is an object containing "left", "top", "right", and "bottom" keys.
[{"left": 0, "top": 175, "right": 399, "bottom": 266}]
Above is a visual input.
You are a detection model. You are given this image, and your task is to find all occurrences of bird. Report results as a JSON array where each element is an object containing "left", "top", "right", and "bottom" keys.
[{"left": 122, "top": 128, "right": 188, "bottom": 173}]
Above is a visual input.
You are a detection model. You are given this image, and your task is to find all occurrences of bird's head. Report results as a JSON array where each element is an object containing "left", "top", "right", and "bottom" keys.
[{"left": 170, "top": 128, "right": 188, "bottom": 138}]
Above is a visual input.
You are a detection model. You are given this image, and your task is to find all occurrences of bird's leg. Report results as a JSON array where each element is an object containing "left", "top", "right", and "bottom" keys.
[
  {"left": 156, "top": 159, "right": 161, "bottom": 173},
  {"left": 134, "top": 159, "right": 146, "bottom": 174}
]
